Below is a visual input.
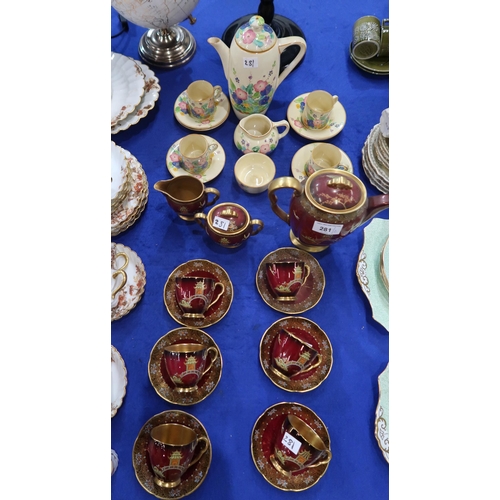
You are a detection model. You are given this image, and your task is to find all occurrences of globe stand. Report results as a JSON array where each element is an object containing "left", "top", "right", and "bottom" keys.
[
  {"left": 138, "top": 18, "right": 197, "bottom": 68},
  {"left": 221, "top": 1, "right": 305, "bottom": 74}
]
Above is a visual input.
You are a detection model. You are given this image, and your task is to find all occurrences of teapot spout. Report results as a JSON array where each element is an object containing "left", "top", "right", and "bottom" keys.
[
  {"left": 362, "top": 193, "right": 389, "bottom": 224},
  {"left": 207, "top": 37, "right": 230, "bottom": 81}
]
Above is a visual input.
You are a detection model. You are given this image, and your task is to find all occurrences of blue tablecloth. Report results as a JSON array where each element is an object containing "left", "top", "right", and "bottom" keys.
[{"left": 111, "top": 1, "right": 389, "bottom": 498}]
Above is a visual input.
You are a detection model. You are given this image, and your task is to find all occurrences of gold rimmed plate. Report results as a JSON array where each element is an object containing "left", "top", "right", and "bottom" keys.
[
  {"left": 133, "top": 410, "right": 212, "bottom": 499},
  {"left": 256, "top": 248, "right": 325, "bottom": 314},
  {"left": 259, "top": 317, "right": 333, "bottom": 392},
  {"left": 164, "top": 259, "right": 233, "bottom": 327},
  {"left": 251, "top": 402, "right": 331, "bottom": 491},
  {"left": 148, "top": 327, "right": 223, "bottom": 406}
]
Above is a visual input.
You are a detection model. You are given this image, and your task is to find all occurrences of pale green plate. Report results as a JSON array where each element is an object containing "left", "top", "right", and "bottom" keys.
[{"left": 356, "top": 218, "right": 389, "bottom": 330}]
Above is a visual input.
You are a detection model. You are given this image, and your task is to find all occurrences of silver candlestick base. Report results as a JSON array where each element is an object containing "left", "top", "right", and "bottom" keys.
[{"left": 138, "top": 24, "right": 196, "bottom": 68}]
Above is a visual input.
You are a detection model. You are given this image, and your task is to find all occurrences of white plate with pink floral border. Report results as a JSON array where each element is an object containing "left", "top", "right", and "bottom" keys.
[
  {"left": 111, "top": 345, "right": 127, "bottom": 417},
  {"left": 111, "top": 52, "right": 145, "bottom": 127},
  {"left": 111, "top": 242, "right": 146, "bottom": 321},
  {"left": 287, "top": 92, "right": 346, "bottom": 141},
  {"left": 112, "top": 58, "right": 160, "bottom": 134}
]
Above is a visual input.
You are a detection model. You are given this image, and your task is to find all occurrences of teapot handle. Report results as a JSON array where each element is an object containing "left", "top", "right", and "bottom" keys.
[
  {"left": 277, "top": 36, "right": 307, "bottom": 89},
  {"left": 267, "top": 177, "right": 303, "bottom": 225}
]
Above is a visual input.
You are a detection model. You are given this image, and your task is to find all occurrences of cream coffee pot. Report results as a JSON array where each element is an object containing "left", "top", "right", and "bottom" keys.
[
  {"left": 268, "top": 169, "right": 389, "bottom": 252},
  {"left": 208, "top": 15, "right": 307, "bottom": 119}
]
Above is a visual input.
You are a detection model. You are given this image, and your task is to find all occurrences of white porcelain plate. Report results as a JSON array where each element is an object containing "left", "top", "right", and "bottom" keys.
[
  {"left": 375, "top": 363, "right": 389, "bottom": 462},
  {"left": 111, "top": 345, "right": 127, "bottom": 417},
  {"left": 112, "top": 59, "right": 161, "bottom": 134},
  {"left": 111, "top": 52, "right": 145, "bottom": 127},
  {"left": 356, "top": 218, "right": 389, "bottom": 331}
]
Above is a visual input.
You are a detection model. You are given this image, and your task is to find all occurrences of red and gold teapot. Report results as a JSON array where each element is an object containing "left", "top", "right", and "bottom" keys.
[{"left": 268, "top": 169, "right": 389, "bottom": 252}]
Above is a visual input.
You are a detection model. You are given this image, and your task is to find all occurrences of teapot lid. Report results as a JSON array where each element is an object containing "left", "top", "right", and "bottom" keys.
[
  {"left": 234, "top": 15, "right": 277, "bottom": 52},
  {"left": 210, "top": 203, "right": 249, "bottom": 234},
  {"left": 306, "top": 170, "right": 366, "bottom": 213}
]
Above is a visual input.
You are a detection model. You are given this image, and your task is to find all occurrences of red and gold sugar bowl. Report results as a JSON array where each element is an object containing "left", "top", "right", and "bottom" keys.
[
  {"left": 194, "top": 202, "right": 264, "bottom": 248},
  {"left": 268, "top": 168, "right": 389, "bottom": 252}
]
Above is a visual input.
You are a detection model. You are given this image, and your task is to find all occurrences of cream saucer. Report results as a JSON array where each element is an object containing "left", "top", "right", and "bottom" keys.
[
  {"left": 287, "top": 92, "right": 346, "bottom": 140},
  {"left": 111, "top": 242, "right": 146, "bottom": 322},
  {"left": 133, "top": 410, "right": 212, "bottom": 499},
  {"left": 166, "top": 136, "right": 225, "bottom": 183},
  {"left": 174, "top": 90, "right": 230, "bottom": 131},
  {"left": 291, "top": 142, "right": 353, "bottom": 182},
  {"left": 251, "top": 402, "right": 331, "bottom": 491},
  {"left": 259, "top": 317, "right": 333, "bottom": 393},
  {"left": 148, "top": 327, "right": 223, "bottom": 405}
]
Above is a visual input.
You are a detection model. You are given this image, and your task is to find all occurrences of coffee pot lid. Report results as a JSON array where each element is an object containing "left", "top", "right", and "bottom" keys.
[
  {"left": 306, "top": 170, "right": 366, "bottom": 213},
  {"left": 234, "top": 15, "right": 277, "bottom": 52},
  {"left": 211, "top": 203, "right": 249, "bottom": 232}
]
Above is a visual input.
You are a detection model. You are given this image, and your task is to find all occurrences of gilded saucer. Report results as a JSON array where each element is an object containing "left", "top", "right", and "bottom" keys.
[
  {"left": 355, "top": 218, "right": 389, "bottom": 331},
  {"left": 174, "top": 90, "right": 230, "bottom": 131},
  {"left": 251, "top": 402, "right": 331, "bottom": 491},
  {"left": 111, "top": 345, "right": 127, "bottom": 417},
  {"left": 291, "top": 142, "right": 353, "bottom": 182},
  {"left": 375, "top": 363, "right": 389, "bottom": 462},
  {"left": 164, "top": 259, "right": 233, "bottom": 328},
  {"left": 166, "top": 136, "right": 226, "bottom": 183},
  {"left": 259, "top": 317, "right": 333, "bottom": 392},
  {"left": 133, "top": 410, "right": 212, "bottom": 499},
  {"left": 256, "top": 248, "right": 325, "bottom": 314},
  {"left": 111, "top": 242, "right": 146, "bottom": 321},
  {"left": 148, "top": 327, "right": 223, "bottom": 406},
  {"left": 349, "top": 43, "right": 389, "bottom": 75},
  {"left": 287, "top": 93, "right": 346, "bottom": 141}
]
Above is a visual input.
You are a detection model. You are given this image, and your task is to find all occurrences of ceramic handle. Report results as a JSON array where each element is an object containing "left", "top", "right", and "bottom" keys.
[
  {"left": 276, "top": 36, "right": 307, "bottom": 88},
  {"left": 201, "top": 346, "right": 219, "bottom": 376},
  {"left": 204, "top": 187, "right": 220, "bottom": 207},
  {"left": 306, "top": 448, "right": 332, "bottom": 468},
  {"left": 213, "top": 85, "right": 223, "bottom": 105},
  {"left": 249, "top": 219, "right": 264, "bottom": 237},
  {"left": 206, "top": 283, "right": 225, "bottom": 312},
  {"left": 207, "top": 143, "right": 219, "bottom": 154},
  {"left": 267, "top": 177, "right": 303, "bottom": 225},
  {"left": 188, "top": 436, "right": 209, "bottom": 468},
  {"left": 194, "top": 212, "right": 207, "bottom": 229},
  {"left": 291, "top": 353, "right": 322, "bottom": 377},
  {"left": 273, "top": 119, "right": 290, "bottom": 139}
]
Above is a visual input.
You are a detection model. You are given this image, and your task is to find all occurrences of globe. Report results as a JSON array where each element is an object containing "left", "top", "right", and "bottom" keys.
[{"left": 111, "top": 0, "right": 200, "bottom": 67}]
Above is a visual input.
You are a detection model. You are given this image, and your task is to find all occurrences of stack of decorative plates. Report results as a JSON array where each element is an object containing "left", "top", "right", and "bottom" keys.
[
  {"left": 362, "top": 109, "right": 389, "bottom": 193},
  {"left": 111, "top": 143, "right": 148, "bottom": 236},
  {"left": 111, "top": 52, "right": 160, "bottom": 134}
]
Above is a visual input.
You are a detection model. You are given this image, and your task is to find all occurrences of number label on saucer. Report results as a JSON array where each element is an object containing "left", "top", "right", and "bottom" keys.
[
  {"left": 213, "top": 216, "right": 230, "bottom": 231},
  {"left": 243, "top": 57, "right": 258, "bottom": 68},
  {"left": 312, "top": 221, "right": 343, "bottom": 235},
  {"left": 282, "top": 432, "right": 301, "bottom": 455}
]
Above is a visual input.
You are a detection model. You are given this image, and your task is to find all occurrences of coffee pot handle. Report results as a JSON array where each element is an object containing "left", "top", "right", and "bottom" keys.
[
  {"left": 267, "top": 177, "right": 303, "bottom": 225},
  {"left": 277, "top": 37, "right": 307, "bottom": 88}
]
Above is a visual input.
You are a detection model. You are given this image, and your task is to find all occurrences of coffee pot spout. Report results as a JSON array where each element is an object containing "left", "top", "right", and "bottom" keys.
[{"left": 207, "top": 36, "right": 230, "bottom": 81}]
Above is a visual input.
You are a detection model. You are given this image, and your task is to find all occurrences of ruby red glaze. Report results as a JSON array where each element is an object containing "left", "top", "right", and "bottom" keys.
[
  {"left": 212, "top": 203, "right": 247, "bottom": 230},
  {"left": 175, "top": 277, "right": 220, "bottom": 316},
  {"left": 265, "top": 261, "right": 307, "bottom": 299},
  {"left": 147, "top": 437, "right": 197, "bottom": 484},
  {"left": 163, "top": 345, "right": 210, "bottom": 389},
  {"left": 273, "top": 415, "right": 329, "bottom": 473},
  {"left": 271, "top": 329, "right": 319, "bottom": 377}
]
